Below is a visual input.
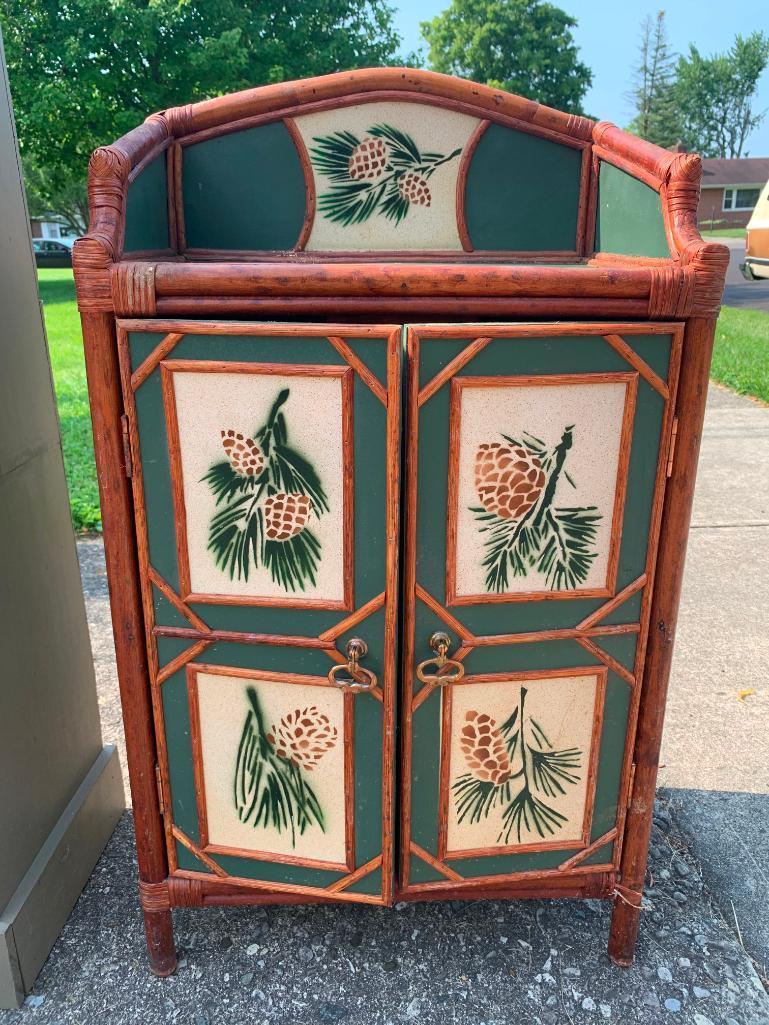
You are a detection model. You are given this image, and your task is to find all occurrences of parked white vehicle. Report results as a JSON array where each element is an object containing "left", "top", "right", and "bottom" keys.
[{"left": 741, "top": 178, "right": 769, "bottom": 281}]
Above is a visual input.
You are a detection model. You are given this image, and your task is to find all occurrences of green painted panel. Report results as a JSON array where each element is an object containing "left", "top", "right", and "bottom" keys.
[
  {"left": 182, "top": 123, "right": 306, "bottom": 250},
  {"left": 127, "top": 325, "right": 394, "bottom": 895},
  {"left": 415, "top": 331, "right": 672, "bottom": 636},
  {"left": 465, "top": 125, "right": 582, "bottom": 252},
  {"left": 124, "top": 154, "right": 169, "bottom": 253},
  {"left": 408, "top": 324, "right": 672, "bottom": 884},
  {"left": 595, "top": 162, "right": 670, "bottom": 258},
  {"left": 129, "top": 331, "right": 388, "bottom": 634}
]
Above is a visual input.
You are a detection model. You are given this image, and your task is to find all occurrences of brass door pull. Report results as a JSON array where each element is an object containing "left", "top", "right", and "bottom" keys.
[
  {"left": 416, "top": 631, "right": 465, "bottom": 686},
  {"left": 328, "top": 637, "right": 378, "bottom": 692}
]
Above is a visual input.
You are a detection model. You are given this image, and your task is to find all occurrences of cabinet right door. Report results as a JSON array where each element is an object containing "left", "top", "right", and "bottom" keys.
[{"left": 400, "top": 322, "right": 682, "bottom": 897}]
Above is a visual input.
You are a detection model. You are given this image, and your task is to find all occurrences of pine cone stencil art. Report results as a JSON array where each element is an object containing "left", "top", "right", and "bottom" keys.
[
  {"left": 460, "top": 710, "right": 512, "bottom": 785},
  {"left": 264, "top": 493, "right": 312, "bottom": 541},
  {"left": 221, "top": 430, "right": 265, "bottom": 477},
  {"left": 475, "top": 442, "right": 546, "bottom": 520},
  {"left": 470, "top": 427, "right": 603, "bottom": 594},
  {"left": 202, "top": 389, "right": 329, "bottom": 591},
  {"left": 267, "top": 706, "right": 338, "bottom": 772},
  {"left": 310, "top": 123, "right": 461, "bottom": 226},
  {"left": 397, "top": 171, "right": 431, "bottom": 206},
  {"left": 348, "top": 137, "right": 388, "bottom": 180}
]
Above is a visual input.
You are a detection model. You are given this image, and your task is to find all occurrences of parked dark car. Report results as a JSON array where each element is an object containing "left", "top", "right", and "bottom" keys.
[{"left": 33, "top": 238, "right": 72, "bottom": 268}]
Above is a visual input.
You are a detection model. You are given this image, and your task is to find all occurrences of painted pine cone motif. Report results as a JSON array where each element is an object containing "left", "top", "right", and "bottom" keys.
[
  {"left": 348, "top": 137, "right": 389, "bottom": 180},
  {"left": 221, "top": 430, "right": 265, "bottom": 477},
  {"left": 453, "top": 687, "right": 583, "bottom": 845},
  {"left": 475, "top": 441, "right": 546, "bottom": 520},
  {"left": 235, "top": 687, "right": 330, "bottom": 846},
  {"left": 459, "top": 710, "right": 512, "bottom": 785},
  {"left": 264, "top": 493, "right": 312, "bottom": 541},
  {"left": 470, "top": 427, "right": 603, "bottom": 594},
  {"left": 202, "top": 388, "right": 329, "bottom": 590},
  {"left": 267, "top": 706, "right": 338, "bottom": 772},
  {"left": 310, "top": 123, "right": 461, "bottom": 226}
]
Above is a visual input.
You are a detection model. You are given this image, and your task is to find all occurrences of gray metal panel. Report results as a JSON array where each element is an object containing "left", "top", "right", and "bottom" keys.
[{"left": 0, "top": 31, "right": 124, "bottom": 1003}]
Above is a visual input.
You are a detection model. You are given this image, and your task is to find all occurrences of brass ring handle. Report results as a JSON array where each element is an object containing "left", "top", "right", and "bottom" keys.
[
  {"left": 327, "top": 637, "right": 378, "bottom": 692},
  {"left": 416, "top": 631, "right": 465, "bottom": 686}
]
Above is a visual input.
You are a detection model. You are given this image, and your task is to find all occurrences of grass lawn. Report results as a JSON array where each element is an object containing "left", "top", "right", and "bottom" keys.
[
  {"left": 702, "top": 228, "right": 747, "bottom": 238},
  {"left": 711, "top": 306, "right": 769, "bottom": 404},
  {"left": 39, "top": 268, "right": 101, "bottom": 532},
  {"left": 40, "top": 271, "right": 769, "bottom": 531}
]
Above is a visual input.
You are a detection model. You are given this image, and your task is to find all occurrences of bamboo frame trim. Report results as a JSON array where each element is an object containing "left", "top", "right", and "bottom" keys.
[
  {"left": 438, "top": 666, "right": 607, "bottom": 862},
  {"left": 172, "top": 826, "right": 228, "bottom": 877},
  {"left": 603, "top": 334, "right": 669, "bottom": 398},
  {"left": 417, "top": 336, "right": 493, "bottom": 407},
  {"left": 317, "top": 591, "right": 386, "bottom": 641},
  {"left": 409, "top": 842, "right": 463, "bottom": 882},
  {"left": 325, "top": 854, "right": 383, "bottom": 894},
  {"left": 576, "top": 636, "right": 636, "bottom": 686},
  {"left": 445, "top": 370, "right": 638, "bottom": 606},
  {"left": 576, "top": 574, "right": 647, "bottom": 630},
  {"left": 558, "top": 827, "right": 618, "bottom": 872},
  {"left": 154, "top": 624, "right": 336, "bottom": 650},
  {"left": 282, "top": 117, "right": 316, "bottom": 250},
  {"left": 173, "top": 866, "right": 385, "bottom": 906},
  {"left": 156, "top": 639, "right": 211, "bottom": 685},
  {"left": 130, "top": 332, "right": 184, "bottom": 391},
  {"left": 148, "top": 565, "right": 209, "bottom": 633},
  {"left": 160, "top": 359, "right": 355, "bottom": 611},
  {"left": 455, "top": 119, "right": 489, "bottom": 253},
  {"left": 186, "top": 662, "right": 355, "bottom": 873},
  {"left": 326, "top": 335, "right": 387, "bottom": 404},
  {"left": 398, "top": 860, "right": 615, "bottom": 897}
]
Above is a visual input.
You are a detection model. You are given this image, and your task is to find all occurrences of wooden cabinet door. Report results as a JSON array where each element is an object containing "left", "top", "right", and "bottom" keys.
[
  {"left": 118, "top": 320, "right": 400, "bottom": 905},
  {"left": 400, "top": 322, "right": 682, "bottom": 898}
]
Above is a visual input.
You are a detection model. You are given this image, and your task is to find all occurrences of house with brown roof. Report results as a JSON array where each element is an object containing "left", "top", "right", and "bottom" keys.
[{"left": 697, "top": 157, "right": 769, "bottom": 229}]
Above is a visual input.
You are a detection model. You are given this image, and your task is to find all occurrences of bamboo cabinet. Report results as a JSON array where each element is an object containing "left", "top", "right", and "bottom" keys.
[{"left": 73, "top": 69, "right": 728, "bottom": 974}]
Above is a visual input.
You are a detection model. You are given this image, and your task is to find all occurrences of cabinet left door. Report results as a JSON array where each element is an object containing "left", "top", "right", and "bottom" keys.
[{"left": 117, "top": 320, "right": 401, "bottom": 905}]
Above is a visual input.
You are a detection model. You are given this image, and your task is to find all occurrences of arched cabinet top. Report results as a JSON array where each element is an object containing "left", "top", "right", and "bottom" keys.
[{"left": 74, "top": 67, "right": 728, "bottom": 320}]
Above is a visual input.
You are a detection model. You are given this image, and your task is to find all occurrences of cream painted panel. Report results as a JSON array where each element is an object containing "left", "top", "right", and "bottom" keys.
[
  {"left": 196, "top": 672, "right": 347, "bottom": 864},
  {"left": 295, "top": 101, "right": 479, "bottom": 251},
  {"left": 171, "top": 367, "right": 346, "bottom": 602},
  {"left": 445, "top": 673, "right": 600, "bottom": 855},
  {"left": 453, "top": 378, "right": 630, "bottom": 598}
]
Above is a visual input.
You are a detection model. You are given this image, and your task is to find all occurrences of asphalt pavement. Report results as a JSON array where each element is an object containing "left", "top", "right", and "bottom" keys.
[{"left": 721, "top": 238, "right": 769, "bottom": 311}]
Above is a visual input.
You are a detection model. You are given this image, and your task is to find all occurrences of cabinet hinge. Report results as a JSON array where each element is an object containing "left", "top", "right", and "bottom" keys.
[
  {"left": 120, "top": 414, "right": 133, "bottom": 479},
  {"left": 666, "top": 417, "right": 678, "bottom": 478},
  {"left": 155, "top": 764, "right": 166, "bottom": 816}
]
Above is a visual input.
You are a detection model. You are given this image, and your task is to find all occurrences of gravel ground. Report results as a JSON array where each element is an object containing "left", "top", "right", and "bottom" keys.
[{"left": 1, "top": 800, "right": 767, "bottom": 1024}]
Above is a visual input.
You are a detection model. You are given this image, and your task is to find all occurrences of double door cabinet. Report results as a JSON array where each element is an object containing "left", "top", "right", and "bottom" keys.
[
  {"left": 74, "top": 67, "right": 727, "bottom": 974},
  {"left": 118, "top": 319, "right": 677, "bottom": 930}
]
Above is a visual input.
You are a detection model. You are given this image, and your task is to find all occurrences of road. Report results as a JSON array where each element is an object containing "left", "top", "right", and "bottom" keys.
[{"left": 721, "top": 236, "right": 769, "bottom": 311}]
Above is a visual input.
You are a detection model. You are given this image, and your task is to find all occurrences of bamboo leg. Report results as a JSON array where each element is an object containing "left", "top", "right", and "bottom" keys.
[
  {"left": 143, "top": 910, "right": 177, "bottom": 977},
  {"left": 608, "top": 317, "right": 716, "bottom": 966},
  {"left": 80, "top": 311, "right": 177, "bottom": 976}
]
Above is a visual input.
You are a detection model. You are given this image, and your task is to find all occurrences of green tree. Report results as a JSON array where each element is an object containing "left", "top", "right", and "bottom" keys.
[
  {"left": 421, "top": 0, "right": 592, "bottom": 114},
  {"left": 627, "top": 11, "right": 682, "bottom": 149},
  {"left": 675, "top": 32, "right": 769, "bottom": 158},
  {"left": 0, "top": 0, "right": 404, "bottom": 233}
]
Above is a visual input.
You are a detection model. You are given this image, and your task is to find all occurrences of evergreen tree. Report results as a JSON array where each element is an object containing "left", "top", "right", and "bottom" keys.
[{"left": 627, "top": 11, "right": 682, "bottom": 149}]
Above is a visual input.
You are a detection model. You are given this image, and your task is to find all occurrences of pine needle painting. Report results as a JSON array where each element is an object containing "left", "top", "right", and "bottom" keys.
[
  {"left": 471, "top": 427, "right": 602, "bottom": 593},
  {"left": 234, "top": 687, "right": 338, "bottom": 848},
  {"left": 452, "top": 686, "right": 583, "bottom": 847},
  {"left": 201, "top": 388, "right": 329, "bottom": 592},
  {"left": 310, "top": 123, "right": 462, "bottom": 227}
]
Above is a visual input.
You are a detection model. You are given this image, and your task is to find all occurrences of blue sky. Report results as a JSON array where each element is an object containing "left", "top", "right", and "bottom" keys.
[{"left": 392, "top": 1, "right": 769, "bottom": 156}]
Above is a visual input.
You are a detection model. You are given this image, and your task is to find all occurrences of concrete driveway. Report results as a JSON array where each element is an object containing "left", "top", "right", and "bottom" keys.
[{"left": 721, "top": 238, "right": 769, "bottom": 311}]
